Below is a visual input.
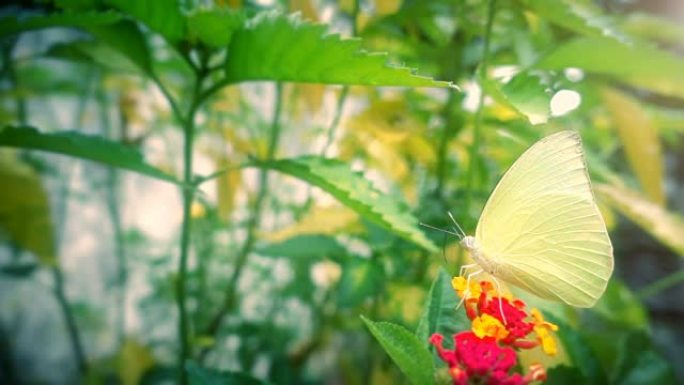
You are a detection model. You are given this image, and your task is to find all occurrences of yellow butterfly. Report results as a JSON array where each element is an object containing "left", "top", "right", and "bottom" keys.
[{"left": 460, "top": 130, "right": 613, "bottom": 307}]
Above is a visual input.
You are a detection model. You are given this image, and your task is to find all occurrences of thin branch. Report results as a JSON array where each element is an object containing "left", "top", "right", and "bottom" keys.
[
  {"left": 200, "top": 82, "right": 284, "bottom": 361},
  {"left": 637, "top": 268, "right": 684, "bottom": 300}
]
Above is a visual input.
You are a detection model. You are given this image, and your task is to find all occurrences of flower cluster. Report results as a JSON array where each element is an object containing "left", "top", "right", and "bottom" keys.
[{"left": 429, "top": 276, "right": 559, "bottom": 385}]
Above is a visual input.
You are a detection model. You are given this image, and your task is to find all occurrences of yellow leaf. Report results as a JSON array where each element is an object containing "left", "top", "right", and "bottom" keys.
[
  {"left": 601, "top": 87, "right": 665, "bottom": 205},
  {"left": 597, "top": 183, "right": 684, "bottom": 255},
  {"left": 261, "top": 206, "right": 361, "bottom": 242},
  {"left": 289, "top": 0, "right": 318, "bottom": 20},
  {"left": 216, "top": 157, "right": 242, "bottom": 221},
  {"left": 0, "top": 151, "right": 54, "bottom": 264},
  {"left": 118, "top": 339, "right": 154, "bottom": 385},
  {"left": 374, "top": 0, "right": 402, "bottom": 16}
]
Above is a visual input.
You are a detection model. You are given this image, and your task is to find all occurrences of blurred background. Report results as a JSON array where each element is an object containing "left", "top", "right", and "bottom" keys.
[{"left": 0, "top": 0, "right": 683, "bottom": 384}]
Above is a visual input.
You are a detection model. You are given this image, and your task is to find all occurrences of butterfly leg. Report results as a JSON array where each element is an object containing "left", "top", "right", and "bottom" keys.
[
  {"left": 489, "top": 275, "right": 507, "bottom": 325},
  {"left": 459, "top": 263, "right": 478, "bottom": 278},
  {"left": 456, "top": 268, "right": 483, "bottom": 311}
]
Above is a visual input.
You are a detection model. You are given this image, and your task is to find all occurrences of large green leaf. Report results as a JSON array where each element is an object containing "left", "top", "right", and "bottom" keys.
[
  {"left": 186, "top": 361, "right": 268, "bottom": 385},
  {"left": 0, "top": 127, "right": 179, "bottom": 184},
  {"left": 186, "top": 8, "right": 244, "bottom": 48},
  {"left": 0, "top": 11, "right": 121, "bottom": 38},
  {"left": 361, "top": 317, "right": 435, "bottom": 385},
  {"left": 596, "top": 184, "right": 684, "bottom": 255},
  {"left": 253, "top": 156, "right": 437, "bottom": 253},
  {"left": 534, "top": 37, "right": 684, "bottom": 99},
  {"left": 415, "top": 269, "right": 469, "bottom": 346},
  {"left": 610, "top": 332, "right": 676, "bottom": 385},
  {"left": 106, "top": 0, "right": 185, "bottom": 43},
  {"left": 0, "top": 153, "right": 55, "bottom": 264},
  {"left": 225, "top": 12, "right": 453, "bottom": 87}
]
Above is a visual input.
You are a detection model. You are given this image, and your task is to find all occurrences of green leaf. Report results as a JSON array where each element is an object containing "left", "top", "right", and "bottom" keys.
[
  {"left": 0, "top": 11, "right": 121, "bottom": 38},
  {"left": 187, "top": 8, "right": 244, "bottom": 48},
  {"left": 338, "top": 257, "right": 383, "bottom": 308},
  {"left": 485, "top": 71, "right": 551, "bottom": 125},
  {"left": 1, "top": 11, "right": 151, "bottom": 74},
  {"left": 86, "top": 20, "right": 152, "bottom": 74},
  {"left": 610, "top": 332, "right": 677, "bottom": 385},
  {"left": 549, "top": 315, "right": 607, "bottom": 385},
  {"left": 257, "top": 235, "right": 346, "bottom": 259},
  {"left": 534, "top": 37, "right": 684, "bottom": 99},
  {"left": 186, "top": 361, "right": 268, "bottom": 385},
  {"left": 361, "top": 316, "right": 435, "bottom": 385},
  {"left": 596, "top": 184, "right": 684, "bottom": 255},
  {"left": 225, "top": 12, "right": 453, "bottom": 87},
  {"left": 253, "top": 156, "right": 437, "bottom": 252},
  {"left": 106, "top": 0, "right": 186, "bottom": 43},
  {"left": 522, "top": 0, "right": 623, "bottom": 39},
  {"left": 546, "top": 365, "right": 588, "bottom": 385},
  {"left": 0, "top": 127, "right": 179, "bottom": 184},
  {"left": 0, "top": 153, "right": 55, "bottom": 264},
  {"left": 415, "top": 269, "right": 469, "bottom": 345}
]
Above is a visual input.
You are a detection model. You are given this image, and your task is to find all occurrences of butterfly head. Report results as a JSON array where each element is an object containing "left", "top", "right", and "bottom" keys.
[{"left": 460, "top": 235, "right": 479, "bottom": 251}]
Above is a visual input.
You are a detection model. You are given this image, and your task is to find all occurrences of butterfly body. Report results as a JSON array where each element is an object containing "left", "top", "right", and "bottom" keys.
[{"left": 463, "top": 131, "right": 614, "bottom": 308}]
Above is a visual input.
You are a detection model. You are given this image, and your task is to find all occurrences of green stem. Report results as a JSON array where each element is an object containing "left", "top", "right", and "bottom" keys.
[
  {"left": 320, "top": 86, "right": 349, "bottom": 157},
  {"left": 463, "top": 0, "right": 497, "bottom": 219},
  {"left": 201, "top": 83, "right": 284, "bottom": 360},
  {"left": 171, "top": 63, "right": 208, "bottom": 385},
  {"left": 637, "top": 268, "right": 684, "bottom": 299}
]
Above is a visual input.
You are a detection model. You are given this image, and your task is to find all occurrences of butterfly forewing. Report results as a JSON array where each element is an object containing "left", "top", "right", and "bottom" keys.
[{"left": 475, "top": 131, "right": 613, "bottom": 307}]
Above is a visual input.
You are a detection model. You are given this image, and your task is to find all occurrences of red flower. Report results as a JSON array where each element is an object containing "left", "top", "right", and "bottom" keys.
[
  {"left": 430, "top": 331, "right": 544, "bottom": 385},
  {"left": 428, "top": 277, "right": 557, "bottom": 384}
]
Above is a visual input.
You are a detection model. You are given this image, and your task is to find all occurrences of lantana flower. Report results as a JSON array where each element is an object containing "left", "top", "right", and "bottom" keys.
[{"left": 429, "top": 276, "right": 558, "bottom": 384}]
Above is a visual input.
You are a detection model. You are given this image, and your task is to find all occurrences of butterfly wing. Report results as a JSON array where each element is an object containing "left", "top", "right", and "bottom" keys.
[{"left": 475, "top": 130, "right": 613, "bottom": 307}]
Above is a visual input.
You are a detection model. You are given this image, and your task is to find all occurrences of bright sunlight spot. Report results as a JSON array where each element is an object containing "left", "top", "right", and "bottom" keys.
[{"left": 550, "top": 90, "right": 582, "bottom": 117}]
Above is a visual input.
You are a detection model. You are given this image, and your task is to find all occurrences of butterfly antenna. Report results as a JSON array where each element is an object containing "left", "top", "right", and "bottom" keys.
[
  {"left": 419, "top": 222, "right": 461, "bottom": 237},
  {"left": 447, "top": 211, "right": 467, "bottom": 239}
]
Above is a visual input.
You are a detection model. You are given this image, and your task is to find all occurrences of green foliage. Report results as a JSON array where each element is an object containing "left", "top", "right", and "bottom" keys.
[
  {"left": 361, "top": 316, "right": 435, "bottom": 385},
  {"left": 1, "top": 0, "right": 682, "bottom": 384},
  {"left": 0, "top": 127, "right": 179, "bottom": 184},
  {"left": 485, "top": 71, "right": 552, "bottom": 125},
  {"left": 610, "top": 332, "right": 677, "bottom": 384},
  {"left": 186, "top": 361, "right": 268, "bottom": 385},
  {"left": 106, "top": 0, "right": 185, "bottom": 43},
  {"left": 225, "top": 12, "right": 453, "bottom": 87},
  {"left": 0, "top": 11, "right": 121, "bottom": 37},
  {"left": 550, "top": 315, "right": 608, "bottom": 385},
  {"left": 415, "top": 269, "right": 469, "bottom": 345},
  {"left": 187, "top": 9, "right": 244, "bottom": 48},
  {"left": 535, "top": 36, "right": 684, "bottom": 98},
  {"left": 255, "top": 156, "right": 437, "bottom": 252},
  {"left": 522, "top": 0, "right": 622, "bottom": 38}
]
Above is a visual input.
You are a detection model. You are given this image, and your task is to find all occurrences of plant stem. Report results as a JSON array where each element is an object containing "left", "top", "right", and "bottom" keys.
[
  {"left": 463, "top": 0, "right": 497, "bottom": 219},
  {"left": 172, "top": 62, "right": 207, "bottom": 385},
  {"left": 320, "top": 86, "right": 349, "bottom": 157},
  {"left": 637, "top": 268, "right": 684, "bottom": 300},
  {"left": 201, "top": 83, "right": 284, "bottom": 360}
]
